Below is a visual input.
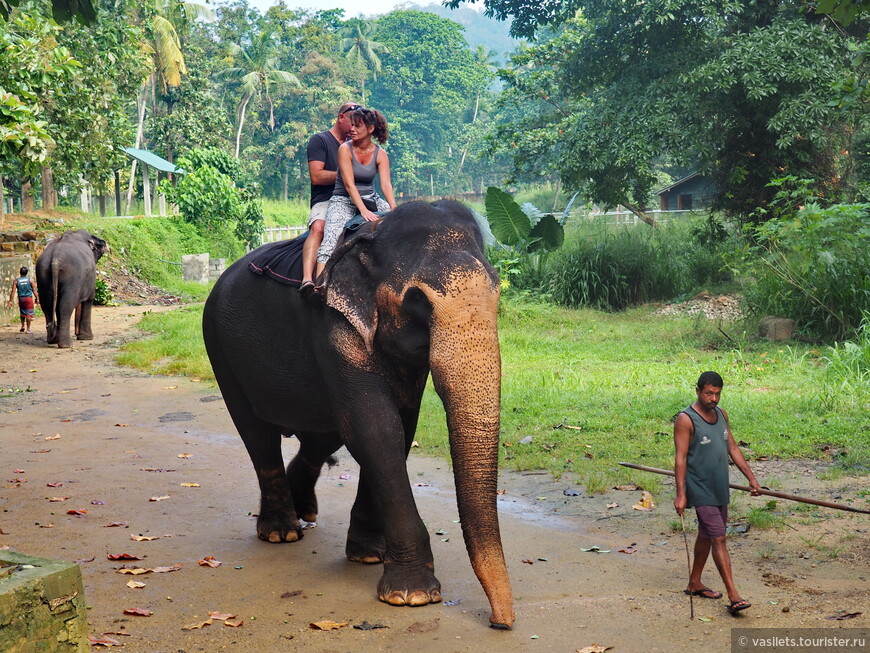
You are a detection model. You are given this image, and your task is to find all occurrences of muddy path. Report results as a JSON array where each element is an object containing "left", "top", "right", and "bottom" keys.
[{"left": 1, "top": 306, "right": 868, "bottom": 652}]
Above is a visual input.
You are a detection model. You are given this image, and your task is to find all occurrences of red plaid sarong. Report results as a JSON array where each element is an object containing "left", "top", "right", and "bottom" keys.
[{"left": 18, "top": 296, "right": 35, "bottom": 318}]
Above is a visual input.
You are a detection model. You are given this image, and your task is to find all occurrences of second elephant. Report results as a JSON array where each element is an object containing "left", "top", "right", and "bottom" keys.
[{"left": 35, "top": 229, "right": 109, "bottom": 348}]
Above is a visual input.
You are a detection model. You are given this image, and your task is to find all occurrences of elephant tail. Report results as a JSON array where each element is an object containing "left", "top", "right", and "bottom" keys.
[{"left": 50, "top": 258, "right": 61, "bottom": 329}]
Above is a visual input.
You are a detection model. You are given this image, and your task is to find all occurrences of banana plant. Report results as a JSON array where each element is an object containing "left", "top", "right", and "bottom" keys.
[{"left": 484, "top": 186, "right": 576, "bottom": 252}]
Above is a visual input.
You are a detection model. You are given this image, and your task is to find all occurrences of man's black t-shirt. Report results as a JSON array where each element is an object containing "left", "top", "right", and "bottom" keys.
[{"left": 307, "top": 130, "right": 341, "bottom": 207}]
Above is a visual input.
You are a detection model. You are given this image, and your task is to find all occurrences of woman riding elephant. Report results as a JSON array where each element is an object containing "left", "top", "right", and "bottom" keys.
[
  {"left": 35, "top": 229, "right": 108, "bottom": 348},
  {"left": 203, "top": 200, "right": 514, "bottom": 629}
]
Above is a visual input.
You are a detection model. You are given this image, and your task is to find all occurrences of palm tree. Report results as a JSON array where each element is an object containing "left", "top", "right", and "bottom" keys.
[
  {"left": 125, "top": 0, "right": 214, "bottom": 213},
  {"left": 339, "top": 19, "right": 389, "bottom": 105},
  {"left": 220, "top": 29, "right": 301, "bottom": 158}
]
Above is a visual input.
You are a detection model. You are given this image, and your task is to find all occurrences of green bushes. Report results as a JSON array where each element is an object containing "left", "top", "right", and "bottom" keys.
[
  {"left": 740, "top": 202, "right": 870, "bottom": 341},
  {"left": 547, "top": 219, "right": 734, "bottom": 310}
]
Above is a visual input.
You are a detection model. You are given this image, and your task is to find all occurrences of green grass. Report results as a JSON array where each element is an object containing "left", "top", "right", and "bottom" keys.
[
  {"left": 117, "top": 296, "right": 870, "bottom": 489},
  {"left": 260, "top": 199, "right": 310, "bottom": 227}
]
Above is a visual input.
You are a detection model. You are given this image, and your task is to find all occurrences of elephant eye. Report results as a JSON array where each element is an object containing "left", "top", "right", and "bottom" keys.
[{"left": 402, "top": 287, "right": 432, "bottom": 324}]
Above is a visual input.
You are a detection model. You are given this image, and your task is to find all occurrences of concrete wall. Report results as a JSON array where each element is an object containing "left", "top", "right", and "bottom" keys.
[{"left": 1, "top": 255, "right": 35, "bottom": 323}]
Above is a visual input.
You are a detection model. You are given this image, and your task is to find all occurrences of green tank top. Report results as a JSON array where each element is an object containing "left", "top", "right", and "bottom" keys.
[{"left": 683, "top": 405, "right": 730, "bottom": 507}]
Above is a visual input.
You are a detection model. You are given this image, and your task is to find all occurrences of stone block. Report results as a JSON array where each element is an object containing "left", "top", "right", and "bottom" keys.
[
  {"left": 209, "top": 258, "right": 225, "bottom": 281},
  {"left": 0, "top": 551, "right": 88, "bottom": 652},
  {"left": 759, "top": 316, "right": 795, "bottom": 341},
  {"left": 182, "top": 253, "right": 210, "bottom": 283}
]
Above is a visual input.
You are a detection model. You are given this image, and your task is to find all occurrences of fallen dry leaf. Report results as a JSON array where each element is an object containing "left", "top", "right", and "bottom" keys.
[
  {"left": 310, "top": 620, "right": 348, "bottom": 631},
  {"left": 614, "top": 484, "right": 638, "bottom": 491},
  {"left": 521, "top": 558, "right": 535, "bottom": 564},
  {"left": 74, "top": 557, "right": 95, "bottom": 564},
  {"left": 108, "top": 553, "right": 143, "bottom": 561},
  {"left": 66, "top": 509, "right": 87, "bottom": 516},
  {"left": 117, "top": 567, "right": 150, "bottom": 575},
  {"left": 606, "top": 502, "right": 619, "bottom": 509},
  {"left": 207, "top": 611, "right": 237, "bottom": 621},
  {"left": 30, "top": 449, "right": 51, "bottom": 453},
  {"left": 577, "top": 645, "right": 613, "bottom": 653},
  {"left": 131, "top": 535, "right": 158, "bottom": 541},
  {"left": 618, "top": 547, "right": 637, "bottom": 554},
  {"left": 407, "top": 619, "right": 439, "bottom": 633},
  {"left": 104, "top": 522, "right": 128, "bottom": 528},
  {"left": 198, "top": 556, "right": 221, "bottom": 568},
  {"left": 88, "top": 635, "right": 122, "bottom": 647},
  {"left": 224, "top": 619, "right": 243, "bottom": 628},
  {"left": 163, "top": 385, "right": 178, "bottom": 390},
  {"left": 182, "top": 619, "right": 212, "bottom": 630},
  {"left": 45, "top": 481, "right": 63, "bottom": 487},
  {"left": 48, "top": 497, "right": 69, "bottom": 502},
  {"left": 123, "top": 607, "right": 152, "bottom": 617},
  {"left": 140, "top": 468, "right": 175, "bottom": 472},
  {"left": 177, "top": 453, "right": 192, "bottom": 459},
  {"left": 39, "top": 523, "right": 54, "bottom": 529},
  {"left": 45, "top": 434, "right": 61, "bottom": 441},
  {"left": 126, "top": 580, "right": 146, "bottom": 589},
  {"left": 632, "top": 491, "right": 655, "bottom": 511},
  {"left": 151, "top": 564, "right": 183, "bottom": 573},
  {"left": 149, "top": 495, "right": 170, "bottom": 502},
  {"left": 180, "top": 482, "right": 200, "bottom": 488},
  {"left": 114, "top": 423, "right": 130, "bottom": 427},
  {"left": 12, "top": 469, "right": 24, "bottom": 473},
  {"left": 826, "top": 612, "right": 862, "bottom": 620}
]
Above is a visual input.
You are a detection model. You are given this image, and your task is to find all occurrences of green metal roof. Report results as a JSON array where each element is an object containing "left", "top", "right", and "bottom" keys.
[{"left": 122, "top": 147, "right": 184, "bottom": 174}]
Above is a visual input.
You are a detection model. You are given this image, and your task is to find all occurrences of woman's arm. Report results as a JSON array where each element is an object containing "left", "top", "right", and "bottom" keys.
[{"left": 377, "top": 151, "right": 396, "bottom": 210}]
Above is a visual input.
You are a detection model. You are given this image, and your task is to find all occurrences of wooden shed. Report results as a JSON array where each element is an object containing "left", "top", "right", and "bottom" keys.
[{"left": 656, "top": 173, "right": 715, "bottom": 211}]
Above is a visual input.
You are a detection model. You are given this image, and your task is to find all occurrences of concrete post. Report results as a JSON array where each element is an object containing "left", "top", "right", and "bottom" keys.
[{"left": 182, "top": 254, "right": 210, "bottom": 283}]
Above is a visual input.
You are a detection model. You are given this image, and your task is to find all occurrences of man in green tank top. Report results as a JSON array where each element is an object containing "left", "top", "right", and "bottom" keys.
[{"left": 674, "top": 371, "right": 761, "bottom": 615}]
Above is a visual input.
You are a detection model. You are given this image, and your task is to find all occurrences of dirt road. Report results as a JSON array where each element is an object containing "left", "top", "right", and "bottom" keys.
[{"left": 1, "top": 306, "right": 868, "bottom": 652}]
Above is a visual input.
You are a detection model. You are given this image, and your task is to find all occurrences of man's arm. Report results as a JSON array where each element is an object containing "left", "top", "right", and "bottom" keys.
[
  {"left": 673, "top": 412, "right": 692, "bottom": 515},
  {"left": 722, "top": 409, "right": 761, "bottom": 495},
  {"left": 308, "top": 160, "right": 337, "bottom": 186},
  {"left": 8, "top": 281, "right": 16, "bottom": 307}
]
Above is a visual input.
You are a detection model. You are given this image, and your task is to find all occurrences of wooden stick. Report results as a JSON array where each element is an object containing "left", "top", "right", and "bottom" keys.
[
  {"left": 680, "top": 513, "right": 693, "bottom": 620},
  {"left": 618, "top": 462, "right": 870, "bottom": 515}
]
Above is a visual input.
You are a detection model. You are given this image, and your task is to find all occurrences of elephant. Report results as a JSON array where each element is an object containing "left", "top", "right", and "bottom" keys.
[
  {"left": 35, "top": 229, "right": 109, "bottom": 349},
  {"left": 202, "top": 200, "right": 514, "bottom": 628}
]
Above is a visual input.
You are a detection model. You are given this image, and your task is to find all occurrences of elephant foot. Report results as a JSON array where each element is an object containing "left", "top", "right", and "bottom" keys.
[
  {"left": 346, "top": 536, "right": 385, "bottom": 564},
  {"left": 77, "top": 334, "right": 94, "bottom": 341},
  {"left": 377, "top": 561, "right": 441, "bottom": 606},
  {"left": 256, "top": 509, "right": 304, "bottom": 543}
]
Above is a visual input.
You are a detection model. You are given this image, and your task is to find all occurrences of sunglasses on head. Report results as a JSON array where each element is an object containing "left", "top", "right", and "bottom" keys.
[{"left": 340, "top": 104, "right": 362, "bottom": 115}]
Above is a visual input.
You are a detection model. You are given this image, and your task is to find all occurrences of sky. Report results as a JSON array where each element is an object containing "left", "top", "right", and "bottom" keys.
[{"left": 246, "top": 0, "right": 431, "bottom": 18}]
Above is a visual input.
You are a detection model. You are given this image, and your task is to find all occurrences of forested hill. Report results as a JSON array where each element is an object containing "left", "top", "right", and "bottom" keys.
[{"left": 410, "top": 3, "right": 519, "bottom": 64}]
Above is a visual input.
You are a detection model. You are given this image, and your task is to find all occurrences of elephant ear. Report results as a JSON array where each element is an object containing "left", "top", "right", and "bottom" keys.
[{"left": 323, "top": 229, "right": 380, "bottom": 353}]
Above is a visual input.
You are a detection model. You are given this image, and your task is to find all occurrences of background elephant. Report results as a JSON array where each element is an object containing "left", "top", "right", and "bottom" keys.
[
  {"left": 35, "top": 229, "right": 108, "bottom": 349},
  {"left": 202, "top": 200, "right": 514, "bottom": 628}
]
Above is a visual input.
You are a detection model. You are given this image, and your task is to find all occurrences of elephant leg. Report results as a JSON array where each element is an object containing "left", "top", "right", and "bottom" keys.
[
  {"left": 340, "top": 386, "right": 440, "bottom": 607},
  {"left": 73, "top": 303, "right": 82, "bottom": 337},
  {"left": 346, "top": 468, "right": 386, "bottom": 564},
  {"left": 286, "top": 432, "right": 341, "bottom": 523},
  {"left": 218, "top": 373, "right": 302, "bottom": 543},
  {"left": 55, "top": 306, "right": 74, "bottom": 349},
  {"left": 76, "top": 301, "right": 94, "bottom": 340}
]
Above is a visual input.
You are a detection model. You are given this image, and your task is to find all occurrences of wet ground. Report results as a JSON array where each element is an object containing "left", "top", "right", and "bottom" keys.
[{"left": 1, "top": 306, "right": 868, "bottom": 652}]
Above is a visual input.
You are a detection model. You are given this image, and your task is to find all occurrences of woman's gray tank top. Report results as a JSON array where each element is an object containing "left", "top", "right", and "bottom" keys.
[
  {"left": 333, "top": 144, "right": 380, "bottom": 197},
  {"left": 683, "top": 405, "right": 731, "bottom": 508}
]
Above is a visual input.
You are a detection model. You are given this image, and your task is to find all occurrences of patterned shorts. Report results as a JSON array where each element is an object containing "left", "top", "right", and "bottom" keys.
[{"left": 316, "top": 194, "right": 389, "bottom": 264}]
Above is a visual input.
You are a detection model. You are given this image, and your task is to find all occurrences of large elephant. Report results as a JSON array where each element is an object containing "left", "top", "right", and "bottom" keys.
[
  {"left": 202, "top": 200, "right": 514, "bottom": 628},
  {"left": 35, "top": 230, "right": 109, "bottom": 349}
]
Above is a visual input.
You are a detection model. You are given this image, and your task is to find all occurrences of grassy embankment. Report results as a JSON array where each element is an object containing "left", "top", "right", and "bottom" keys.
[{"left": 116, "top": 297, "right": 870, "bottom": 504}]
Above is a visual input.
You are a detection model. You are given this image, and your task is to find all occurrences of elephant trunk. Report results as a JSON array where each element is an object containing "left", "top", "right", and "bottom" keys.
[{"left": 425, "top": 271, "right": 514, "bottom": 628}]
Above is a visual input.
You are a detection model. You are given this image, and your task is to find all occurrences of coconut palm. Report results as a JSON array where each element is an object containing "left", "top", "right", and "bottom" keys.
[
  {"left": 458, "top": 45, "right": 497, "bottom": 174},
  {"left": 339, "top": 19, "right": 389, "bottom": 104},
  {"left": 220, "top": 29, "right": 301, "bottom": 158}
]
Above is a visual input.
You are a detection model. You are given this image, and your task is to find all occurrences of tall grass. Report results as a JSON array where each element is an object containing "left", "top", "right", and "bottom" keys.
[
  {"left": 546, "top": 218, "right": 735, "bottom": 309},
  {"left": 260, "top": 199, "right": 310, "bottom": 227}
]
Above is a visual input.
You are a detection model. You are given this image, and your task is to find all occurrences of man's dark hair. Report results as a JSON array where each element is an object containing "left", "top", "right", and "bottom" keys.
[
  {"left": 697, "top": 371, "right": 724, "bottom": 390},
  {"left": 19, "top": 266, "right": 27, "bottom": 276}
]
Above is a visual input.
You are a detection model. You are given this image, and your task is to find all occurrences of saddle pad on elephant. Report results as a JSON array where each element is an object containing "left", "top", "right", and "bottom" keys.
[{"left": 247, "top": 232, "right": 309, "bottom": 287}]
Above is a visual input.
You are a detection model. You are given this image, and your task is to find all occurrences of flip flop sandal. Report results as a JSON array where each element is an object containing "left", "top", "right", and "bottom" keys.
[
  {"left": 727, "top": 600, "right": 751, "bottom": 614},
  {"left": 298, "top": 280, "right": 315, "bottom": 297},
  {"left": 684, "top": 588, "right": 722, "bottom": 599}
]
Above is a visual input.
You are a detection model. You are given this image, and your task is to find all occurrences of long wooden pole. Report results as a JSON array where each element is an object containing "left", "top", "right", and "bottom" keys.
[{"left": 618, "top": 462, "right": 870, "bottom": 515}]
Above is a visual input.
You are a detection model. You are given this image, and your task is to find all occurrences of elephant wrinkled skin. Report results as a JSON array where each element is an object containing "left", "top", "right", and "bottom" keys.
[
  {"left": 202, "top": 200, "right": 514, "bottom": 628},
  {"left": 35, "top": 229, "right": 108, "bottom": 349}
]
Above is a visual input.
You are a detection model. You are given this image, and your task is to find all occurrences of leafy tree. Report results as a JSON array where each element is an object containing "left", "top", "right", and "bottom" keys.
[
  {"left": 369, "top": 10, "right": 489, "bottom": 195},
  {"left": 339, "top": 18, "right": 388, "bottom": 104},
  {"left": 457, "top": 1, "right": 868, "bottom": 223},
  {"left": 219, "top": 27, "right": 301, "bottom": 157}
]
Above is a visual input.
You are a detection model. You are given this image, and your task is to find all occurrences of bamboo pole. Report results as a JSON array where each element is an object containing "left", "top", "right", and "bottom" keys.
[{"left": 618, "top": 462, "right": 870, "bottom": 515}]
